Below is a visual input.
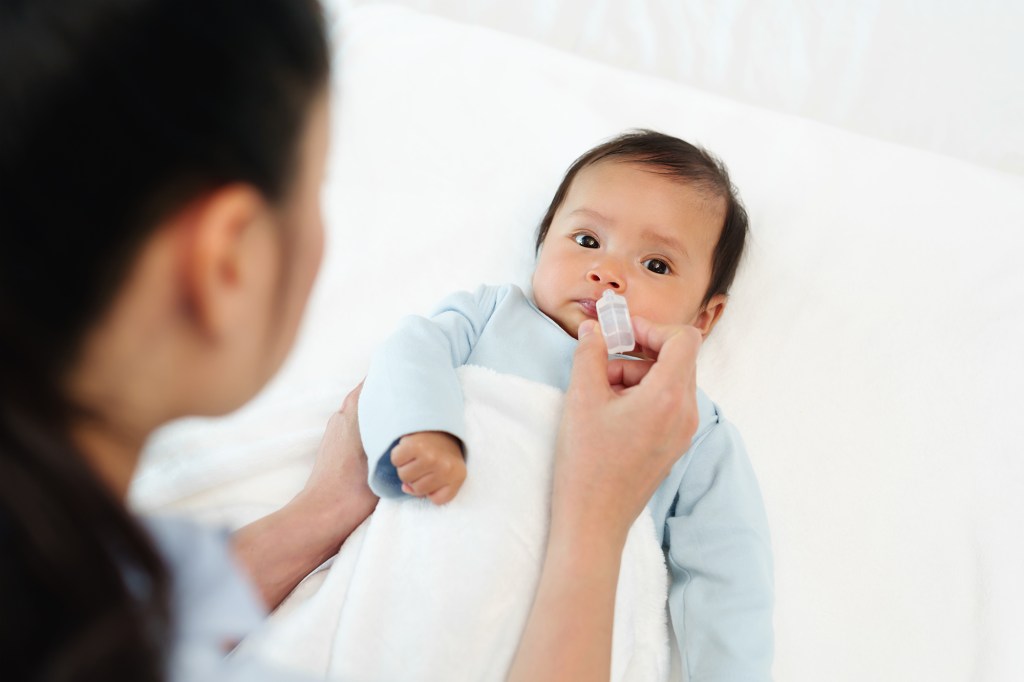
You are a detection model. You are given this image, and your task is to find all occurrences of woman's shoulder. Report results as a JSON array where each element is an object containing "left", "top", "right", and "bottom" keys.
[
  {"left": 143, "top": 515, "right": 267, "bottom": 637},
  {"left": 141, "top": 515, "right": 271, "bottom": 680},
  {"left": 132, "top": 515, "right": 322, "bottom": 682}
]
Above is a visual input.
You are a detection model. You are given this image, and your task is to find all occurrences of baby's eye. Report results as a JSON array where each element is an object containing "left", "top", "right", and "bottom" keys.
[
  {"left": 574, "top": 233, "right": 599, "bottom": 249},
  {"left": 643, "top": 258, "right": 671, "bottom": 275}
]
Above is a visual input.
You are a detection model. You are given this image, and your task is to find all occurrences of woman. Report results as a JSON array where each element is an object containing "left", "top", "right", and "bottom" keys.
[{"left": 0, "top": 1, "right": 702, "bottom": 680}]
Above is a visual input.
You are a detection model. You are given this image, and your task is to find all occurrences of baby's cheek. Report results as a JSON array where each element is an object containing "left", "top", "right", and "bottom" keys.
[
  {"left": 630, "top": 298, "right": 694, "bottom": 328},
  {"left": 531, "top": 277, "right": 558, "bottom": 317},
  {"left": 628, "top": 301, "right": 659, "bottom": 325},
  {"left": 530, "top": 270, "right": 549, "bottom": 301}
]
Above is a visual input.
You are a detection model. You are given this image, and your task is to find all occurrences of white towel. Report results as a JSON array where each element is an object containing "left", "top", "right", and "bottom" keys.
[{"left": 235, "top": 365, "right": 670, "bottom": 681}]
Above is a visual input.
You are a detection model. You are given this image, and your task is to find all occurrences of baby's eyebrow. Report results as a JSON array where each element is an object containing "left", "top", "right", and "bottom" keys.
[
  {"left": 570, "top": 207, "right": 611, "bottom": 223},
  {"left": 640, "top": 229, "right": 690, "bottom": 261}
]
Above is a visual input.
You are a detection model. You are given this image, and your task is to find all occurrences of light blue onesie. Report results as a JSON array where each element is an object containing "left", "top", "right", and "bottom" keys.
[{"left": 358, "top": 283, "right": 774, "bottom": 681}]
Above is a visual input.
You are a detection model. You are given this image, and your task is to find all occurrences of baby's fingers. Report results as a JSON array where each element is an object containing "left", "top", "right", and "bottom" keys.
[
  {"left": 402, "top": 470, "right": 447, "bottom": 495},
  {"left": 401, "top": 482, "right": 426, "bottom": 497},
  {"left": 405, "top": 466, "right": 465, "bottom": 503},
  {"left": 390, "top": 441, "right": 417, "bottom": 468},
  {"left": 396, "top": 456, "right": 433, "bottom": 484},
  {"left": 428, "top": 484, "right": 460, "bottom": 506}
]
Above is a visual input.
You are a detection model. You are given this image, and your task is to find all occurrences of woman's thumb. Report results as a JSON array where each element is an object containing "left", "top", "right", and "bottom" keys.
[{"left": 569, "top": 320, "right": 609, "bottom": 394}]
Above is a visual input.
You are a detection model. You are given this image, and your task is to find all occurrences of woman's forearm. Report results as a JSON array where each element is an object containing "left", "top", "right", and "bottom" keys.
[
  {"left": 233, "top": 386, "right": 377, "bottom": 610},
  {"left": 508, "top": 517, "right": 628, "bottom": 682},
  {"left": 232, "top": 490, "right": 372, "bottom": 610}
]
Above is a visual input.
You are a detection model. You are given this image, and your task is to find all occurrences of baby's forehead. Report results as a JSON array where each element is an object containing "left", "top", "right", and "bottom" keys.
[
  {"left": 570, "top": 159, "right": 727, "bottom": 230},
  {"left": 578, "top": 158, "right": 724, "bottom": 202}
]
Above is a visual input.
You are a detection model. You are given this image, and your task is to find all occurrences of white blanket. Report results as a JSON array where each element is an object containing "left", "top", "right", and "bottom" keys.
[{"left": 233, "top": 366, "right": 670, "bottom": 681}]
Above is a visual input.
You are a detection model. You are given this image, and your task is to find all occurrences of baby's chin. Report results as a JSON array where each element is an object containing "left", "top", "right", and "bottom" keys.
[
  {"left": 541, "top": 308, "right": 586, "bottom": 339},
  {"left": 560, "top": 319, "right": 583, "bottom": 339}
]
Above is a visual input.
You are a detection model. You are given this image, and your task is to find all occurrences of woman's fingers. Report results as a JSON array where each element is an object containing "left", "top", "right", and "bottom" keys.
[
  {"left": 297, "top": 381, "right": 378, "bottom": 527},
  {"left": 567, "top": 320, "right": 611, "bottom": 399},
  {"left": 310, "top": 383, "right": 367, "bottom": 486},
  {"left": 636, "top": 323, "right": 702, "bottom": 396},
  {"left": 605, "top": 318, "right": 702, "bottom": 391},
  {"left": 630, "top": 316, "right": 698, "bottom": 359},
  {"left": 606, "top": 358, "right": 653, "bottom": 390}
]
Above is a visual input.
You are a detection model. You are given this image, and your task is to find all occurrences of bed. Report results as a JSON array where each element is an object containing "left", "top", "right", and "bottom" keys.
[{"left": 130, "top": 3, "right": 1024, "bottom": 680}]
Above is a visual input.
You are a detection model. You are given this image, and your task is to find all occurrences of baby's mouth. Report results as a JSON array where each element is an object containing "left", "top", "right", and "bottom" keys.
[{"left": 577, "top": 299, "right": 598, "bottom": 318}]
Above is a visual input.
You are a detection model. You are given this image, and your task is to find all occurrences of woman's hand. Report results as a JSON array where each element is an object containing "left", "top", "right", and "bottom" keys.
[
  {"left": 233, "top": 383, "right": 378, "bottom": 609},
  {"left": 509, "top": 317, "right": 701, "bottom": 682},
  {"left": 293, "top": 382, "right": 379, "bottom": 523},
  {"left": 556, "top": 316, "right": 701, "bottom": 536}
]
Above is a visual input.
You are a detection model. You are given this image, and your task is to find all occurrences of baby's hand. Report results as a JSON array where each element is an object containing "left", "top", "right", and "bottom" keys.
[{"left": 391, "top": 431, "right": 466, "bottom": 505}]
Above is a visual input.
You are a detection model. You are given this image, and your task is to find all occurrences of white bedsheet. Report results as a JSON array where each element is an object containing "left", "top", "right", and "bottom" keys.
[{"left": 132, "top": 5, "right": 1024, "bottom": 680}]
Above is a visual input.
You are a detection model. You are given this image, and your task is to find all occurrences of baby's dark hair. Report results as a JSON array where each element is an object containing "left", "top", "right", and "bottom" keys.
[{"left": 535, "top": 129, "right": 749, "bottom": 308}]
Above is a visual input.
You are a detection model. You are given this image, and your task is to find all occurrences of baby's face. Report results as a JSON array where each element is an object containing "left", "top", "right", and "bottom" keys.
[{"left": 532, "top": 160, "right": 726, "bottom": 342}]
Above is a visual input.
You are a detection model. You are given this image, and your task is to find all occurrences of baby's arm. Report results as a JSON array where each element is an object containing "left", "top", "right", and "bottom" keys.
[
  {"left": 358, "top": 285, "right": 506, "bottom": 501},
  {"left": 666, "top": 419, "right": 774, "bottom": 680}
]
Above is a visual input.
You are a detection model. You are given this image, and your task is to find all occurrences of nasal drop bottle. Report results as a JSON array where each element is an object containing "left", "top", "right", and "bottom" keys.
[{"left": 595, "top": 289, "right": 635, "bottom": 354}]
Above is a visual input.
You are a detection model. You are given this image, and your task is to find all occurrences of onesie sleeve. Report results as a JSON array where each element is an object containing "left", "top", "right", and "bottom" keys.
[
  {"left": 358, "top": 285, "right": 504, "bottom": 498},
  {"left": 664, "top": 419, "right": 774, "bottom": 681}
]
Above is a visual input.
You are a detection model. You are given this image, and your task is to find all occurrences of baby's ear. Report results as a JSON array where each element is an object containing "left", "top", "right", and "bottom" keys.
[{"left": 693, "top": 294, "right": 728, "bottom": 339}]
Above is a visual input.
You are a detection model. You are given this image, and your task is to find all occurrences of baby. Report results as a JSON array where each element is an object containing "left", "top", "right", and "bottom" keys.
[{"left": 358, "top": 130, "right": 773, "bottom": 679}]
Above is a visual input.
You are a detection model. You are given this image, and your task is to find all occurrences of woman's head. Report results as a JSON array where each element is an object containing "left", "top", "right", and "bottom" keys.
[
  {"left": 1, "top": 0, "right": 331, "bottom": 423},
  {"left": 532, "top": 130, "right": 748, "bottom": 340},
  {"left": 0, "top": 0, "right": 330, "bottom": 677}
]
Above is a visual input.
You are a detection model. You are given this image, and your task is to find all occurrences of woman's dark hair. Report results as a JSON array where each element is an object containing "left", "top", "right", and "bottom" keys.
[
  {"left": 0, "top": 0, "right": 329, "bottom": 678},
  {"left": 535, "top": 129, "right": 749, "bottom": 308}
]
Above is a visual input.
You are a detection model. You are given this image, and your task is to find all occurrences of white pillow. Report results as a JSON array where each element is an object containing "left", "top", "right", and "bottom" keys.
[{"left": 134, "top": 5, "right": 1024, "bottom": 680}]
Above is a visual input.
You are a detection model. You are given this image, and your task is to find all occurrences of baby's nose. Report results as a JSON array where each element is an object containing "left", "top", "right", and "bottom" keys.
[{"left": 587, "top": 269, "right": 622, "bottom": 290}]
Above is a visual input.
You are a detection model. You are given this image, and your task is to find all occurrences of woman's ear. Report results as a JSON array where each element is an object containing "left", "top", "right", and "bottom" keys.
[
  {"left": 174, "top": 184, "right": 274, "bottom": 338},
  {"left": 692, "top": 294, "right": 728, "bottom": 339}
]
